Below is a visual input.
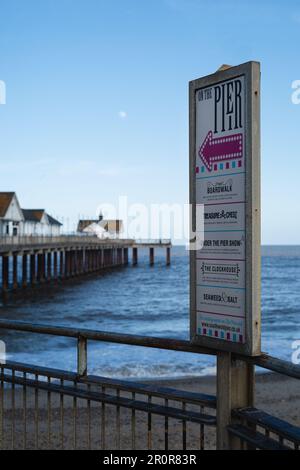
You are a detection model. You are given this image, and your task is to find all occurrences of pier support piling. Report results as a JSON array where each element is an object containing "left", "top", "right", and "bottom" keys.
[
  {"left": 149, "top": 247, "right": 154, "bottom": 266},
  {"left": 30, "top": 254, "right": 36, "bottom": 286},
  {"left": 22, "top": 254, "right": 27, "bottom": 288},
  {"left": 72, "top": 251, "right": 76, "bottom": 276},
  {"left": 42, "top": 253, "right": 46, "bottom": 282},
  {"left": 60, "top": 251, "right": 64, "bottom": 279},
  {"left": 37, "top": 254, "right": 43, "bottom": 283},
  {"left": 53, "top": 252, "right": 58, "bottom": 280},
  {"left": 68, "top": 251, "right": 71, "bottom": 277},
  {"left": 124, "top": 248, "right": 129, "bottom": 265},
  {"left": 13, "top": 254, "right": 18, "bottom": 290},
  {"left": 47, "top": 252, "right": 52, "bottom": 281},
  {"left": 117, "top": 248, "right": 122, "bottom": 266},
  {"left": 132, "top": 247, "right": 138, "bottom": 266},
  {"left": 166, "top": 247, "right": 171, "bottom": 266},
  {"left": 87, "top": 249, "right": 90, "bottom": 272},
  {"left": 2, "top": 256, "right": 9, "bottom": 291}
]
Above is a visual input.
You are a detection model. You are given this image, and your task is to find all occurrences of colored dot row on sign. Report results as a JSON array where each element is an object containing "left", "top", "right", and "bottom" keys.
[
  {"left": 200, "top": 327, "right": 243, "bottom": 343},
  {"left": 197, "top": 160, "right": 242, "bottom": 173}
]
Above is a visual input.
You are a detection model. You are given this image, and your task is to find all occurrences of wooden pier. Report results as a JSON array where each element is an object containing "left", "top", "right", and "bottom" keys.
[{"left": 0, "top": 236, "right": 172, "bottom": 294}]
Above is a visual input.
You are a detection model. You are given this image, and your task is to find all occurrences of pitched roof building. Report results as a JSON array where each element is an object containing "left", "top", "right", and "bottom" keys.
[
  {"left": 22, "top": 209, "right": 61, "bottom": 226},
  {"left": 22, "top": 209, "right": 46, "bottom": 223},
  {"left": 77, "top": 215, "right": 123, "bottom": 238},
  {"left": 0, "top": 192, "right": 62, "bottom": 236},
  {"left": 0, "top": 192, "right": 24, "bottom": 236},
  {"left": 77, "top": 219, "right": 99, "bottom": 232},
  {"left": 22, "top": 209, "right": 62, "bottom": 236},
  {"left": 0, "top": 192, "right": 16, "bottom": 217},
  {"left": 99, "top": 219, "right": 123, "bottom": 234}
]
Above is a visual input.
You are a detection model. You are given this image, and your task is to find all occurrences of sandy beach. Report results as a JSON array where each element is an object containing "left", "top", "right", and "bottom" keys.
[
  {"left": 160, "top": 372, "right": 300, "bottom": 423},
  {"left": 1, "top": 372, "right": 299, "bottom": 450}
]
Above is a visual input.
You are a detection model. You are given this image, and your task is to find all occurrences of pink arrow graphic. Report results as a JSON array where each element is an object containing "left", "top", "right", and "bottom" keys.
[{"left": 198, "top": 131, "right": 243, "bottom": 172}]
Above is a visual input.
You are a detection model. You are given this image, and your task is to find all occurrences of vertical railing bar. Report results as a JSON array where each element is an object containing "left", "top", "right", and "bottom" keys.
[
  {"left": 263, "top": 427, "right": 270, "bottom": 451},
  {"left": 101, "top": 386, "right": 106, "bottom": 450},
  {"left": 23, "top": 372, "right": 27, "bottom": 450},
  {"left": 200, "top": 405, "right": 205, "bottom": 450},
  {"left": 247, "top": 418, "right": 256, "bottom": 451},
  {"left": 241, "top": 417, "right": 246, "bottom": 450},
  {"left": 87, "top": 384, "right": 91, "bottom": 450},
  {"left": 116, "top": 389, "right": 120, "bottom": 450},
  {"left": 147, "top": 396, "right": 152, "bottom": 450},
  {"left": 73, "top": 380, "right": 77, "bottom": 450},
  {"left": 0, "top": 366, "right": 3, "bottom": 450},
  {"left": 47, "top": 376, "right": 51, "bottom": 449},
  {"left": 60, "top": 378, "right": 64, "bottom": 450},
  {"left": 35, "top": 373, "right": 39, "bottom": 450},
  {"left": 11, "top": 370, "right": 15, "bottom": 449},
  {"left": 164, "top": 398, "right": 168, "bottom": 451},
  {"left": 182, "top": 401, "right": 186, "bottom": 450},
  {"left": 131, "top": 392, "right": 136, "bottom": 450}
]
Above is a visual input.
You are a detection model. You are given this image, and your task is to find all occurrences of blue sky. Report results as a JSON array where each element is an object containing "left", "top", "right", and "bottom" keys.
[{"left": 0, "top": 0, "right": 300, "bottom": 242}]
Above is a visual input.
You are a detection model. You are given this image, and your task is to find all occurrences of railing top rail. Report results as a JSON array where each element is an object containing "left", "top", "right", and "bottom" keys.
[
  {"left": 0, "top": 319, "right": 215, "bottom": 356},
  {"left": 232, "top": 407, "right": 300, "bottom": 444},
  {"left": 1, "top": 360, "right": 217, "bottom": 408},
  {"left": 0, "top": 319, "right": 299, "bottom": 380},
  {"left": 227, "top": 424, "right": 290, "bottom": 450},
  {"left": 133, "top": 239, "right": 172, "bottom": 245}
]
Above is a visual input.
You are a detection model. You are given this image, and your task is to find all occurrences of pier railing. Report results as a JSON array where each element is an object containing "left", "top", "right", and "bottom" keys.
[
  {"left": 0, "top": 236, "right": 172, "bottom": 248},
  {"left": 0, "top": 320, "right": 299, "bottom": 450},
  {"left": 0, "top": 235, "right": 134, "bottom": 248},
  {"left": 133, "top": 239, "right": 172, "bottom": 246}
]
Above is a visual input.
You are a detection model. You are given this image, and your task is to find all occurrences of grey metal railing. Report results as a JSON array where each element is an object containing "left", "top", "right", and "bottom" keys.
[
  {"left": 0, "top": 361, "right": 216, "bottom": 450},
  {"left": 0, "top": 320, "right": 299, "bottom": 450},
  {"left": 228, "top": 407, "right": 300, "bottom": 450}
]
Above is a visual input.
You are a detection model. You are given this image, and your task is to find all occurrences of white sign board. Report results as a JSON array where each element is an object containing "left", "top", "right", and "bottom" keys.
[{"left": 190, "top": 62, "right": 261, "bottom": 356}]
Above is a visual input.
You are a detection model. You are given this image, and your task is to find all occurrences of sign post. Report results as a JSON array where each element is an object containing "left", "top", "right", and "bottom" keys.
[{"left": 190, "top": 62, "right": 261, "bottom": 356}]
